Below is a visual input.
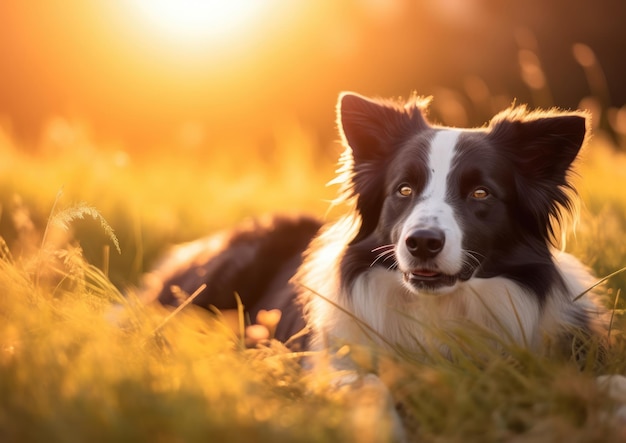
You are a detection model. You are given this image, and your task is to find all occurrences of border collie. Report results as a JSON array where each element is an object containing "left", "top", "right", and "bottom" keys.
[{"left": 144, "top": 92, "right": 606, "bottom": 358}]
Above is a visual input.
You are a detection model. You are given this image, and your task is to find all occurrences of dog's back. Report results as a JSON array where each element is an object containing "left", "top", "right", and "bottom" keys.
[{"left": 141, "top": 214, "right": 320, "bottom": 344}]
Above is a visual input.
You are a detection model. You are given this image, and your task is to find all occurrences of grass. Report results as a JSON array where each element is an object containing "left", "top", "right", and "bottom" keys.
[{"left": 1, "top": 103, "right": 626, "bottom": 442}]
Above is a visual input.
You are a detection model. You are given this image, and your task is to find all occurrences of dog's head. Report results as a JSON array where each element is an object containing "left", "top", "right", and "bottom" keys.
[{"left": 337, "top": 92, "right": 588, "bottom": 296}]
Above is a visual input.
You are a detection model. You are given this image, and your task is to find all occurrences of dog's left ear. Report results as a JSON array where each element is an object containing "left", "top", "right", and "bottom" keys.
[
  {"left": 490, "top": 112, "right": 587, "bottom": 183},
  {"left": 489, "top": 110, "right": 588, "bottom": 240}
]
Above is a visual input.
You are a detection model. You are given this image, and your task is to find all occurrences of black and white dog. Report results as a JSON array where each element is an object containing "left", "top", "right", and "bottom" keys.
[{"left": 144, "top": 92, "right": 606, "bottom": 357}]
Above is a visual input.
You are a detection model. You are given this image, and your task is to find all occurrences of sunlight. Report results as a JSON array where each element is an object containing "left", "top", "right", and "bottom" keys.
[{"left": 131, "top": 0, "right": 266, "bottom": 43}]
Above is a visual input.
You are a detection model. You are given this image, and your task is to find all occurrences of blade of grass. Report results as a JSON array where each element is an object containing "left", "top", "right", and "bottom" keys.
[
  {"left": 607, "top": 288, "right": 621, "bottom": 347},
  {"left": 152, "top": 283, "right": 207, "bottom": 335},
  {"left": 235, "top": 291, "right": 246, "bottom": 350},
  {"left": 573, "top": 265, "right": 626, "bottom": 302}
]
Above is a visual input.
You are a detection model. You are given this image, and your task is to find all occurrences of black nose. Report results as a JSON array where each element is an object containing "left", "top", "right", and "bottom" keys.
[{"left": 405, "top": 228, "right": 445, "bottom": 259}]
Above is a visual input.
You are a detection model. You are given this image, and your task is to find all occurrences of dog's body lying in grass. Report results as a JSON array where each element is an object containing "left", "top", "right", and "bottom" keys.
[
  {"left": 146, "top": 92, "right": 606, "bottom": 354},
  {"left": 142, "top": 92, "right": 609, "bottom": 440}
]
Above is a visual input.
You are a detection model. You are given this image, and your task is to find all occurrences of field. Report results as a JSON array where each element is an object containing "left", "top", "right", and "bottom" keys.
[{"left": 1, "top": 112, "right": 626, "bottom": 442}]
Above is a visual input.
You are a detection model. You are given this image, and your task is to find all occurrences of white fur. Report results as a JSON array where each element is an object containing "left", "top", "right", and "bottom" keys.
[
  {"left": 396, "top": 130, "right": 465, "bottom": 281},
  {"left": 424, "top": 130, "right": 459, "bottom": 202},
  {"left": 301, "top": 234, "right": 600, "bottom": 355}
]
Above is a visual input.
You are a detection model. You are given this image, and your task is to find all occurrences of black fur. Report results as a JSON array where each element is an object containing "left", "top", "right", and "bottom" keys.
[{"left": 153, "top": 215, "right": 320, "bottom": 342}]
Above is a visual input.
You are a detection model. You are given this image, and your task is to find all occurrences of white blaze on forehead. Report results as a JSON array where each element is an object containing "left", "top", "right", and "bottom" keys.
[
  {"left": 395, "top": 128, "right": 465, "bottom": 280},
  {"left": 424, "top": 130, "right": 461, "bottom": 201}
]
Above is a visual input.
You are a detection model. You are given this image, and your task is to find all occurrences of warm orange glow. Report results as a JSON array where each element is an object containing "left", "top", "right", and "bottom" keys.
[
  {"left": 130, "top": 0, "right": 267, "bottom": 45},
  {"left": 1, "top": 0, "right": 620, "bottom": 156}
]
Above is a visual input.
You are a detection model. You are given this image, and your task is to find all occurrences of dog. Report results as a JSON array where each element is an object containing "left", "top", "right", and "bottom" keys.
[{"left": 144, "top": 92, "right": 606, "bottom": 358}]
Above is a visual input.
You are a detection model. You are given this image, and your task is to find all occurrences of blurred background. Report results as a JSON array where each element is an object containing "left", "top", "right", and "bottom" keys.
[
  {"left": 0, "top": 0, "right": 625, "bottom": 287},
  {"left": 1, "top": 0, "right": 625, "bottom": 151}
]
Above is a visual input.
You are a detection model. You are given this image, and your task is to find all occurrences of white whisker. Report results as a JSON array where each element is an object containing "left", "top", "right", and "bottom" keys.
[
  {"left": 370, "top": 250, "right": 396, "bottom": 267},
  {"left": 371, "top": 244, "right": 395, "bottom": 253},
  {"left": 370, "top": 244, "right": 396, "bottom": 268},
  {"left": 463, "top": 249, "right": 484, "bottom": 268}
]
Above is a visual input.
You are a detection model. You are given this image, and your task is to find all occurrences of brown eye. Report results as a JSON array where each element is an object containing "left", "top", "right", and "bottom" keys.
[
  {"left": 471, "top": 187, "right": 489, "bottom": 199},
  {"left": 397, "top": 184, "right": 413, "bottom": 197}
]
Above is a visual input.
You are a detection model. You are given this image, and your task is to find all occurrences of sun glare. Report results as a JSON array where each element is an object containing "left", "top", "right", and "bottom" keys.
[{"left": 132, "top": 0, "right": 265, "bottom": 43}]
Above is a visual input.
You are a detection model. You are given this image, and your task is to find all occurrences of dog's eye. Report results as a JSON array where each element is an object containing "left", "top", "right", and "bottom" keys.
[
  {"left": 397, "top": 184, "right": 413, "bottom": 197},
  {"left": 471, "top": 187, "right": 489, "bottom": 199}
]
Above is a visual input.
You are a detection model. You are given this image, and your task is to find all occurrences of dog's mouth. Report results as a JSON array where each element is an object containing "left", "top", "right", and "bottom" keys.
[
  {"left": 403, "top": 268, "right": 457, "bottom": 289},
  {"left": 402, "top": 266, "right": 474, "bottom": 293},
  {"left": 410, "top": 269, "right": 442, "bottom": 279}
]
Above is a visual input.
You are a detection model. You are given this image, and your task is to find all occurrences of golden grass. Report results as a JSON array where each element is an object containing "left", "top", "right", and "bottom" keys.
[{"left": 1, "top": 117, "right": 626, "bottom": 442}]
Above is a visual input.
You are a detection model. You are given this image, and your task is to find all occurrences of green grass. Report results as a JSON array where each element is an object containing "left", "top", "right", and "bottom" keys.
[{"left": 1, "top": 115, "right": 626, "bottom": 442}]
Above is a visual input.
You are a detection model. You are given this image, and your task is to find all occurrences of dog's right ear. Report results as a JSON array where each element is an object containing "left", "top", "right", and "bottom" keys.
[
  {"left": 337, "top": 92, "right": 429, "bottom": 242},
  {"left": 337, "top": 92, "right": 429, "bottom": 165}
]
